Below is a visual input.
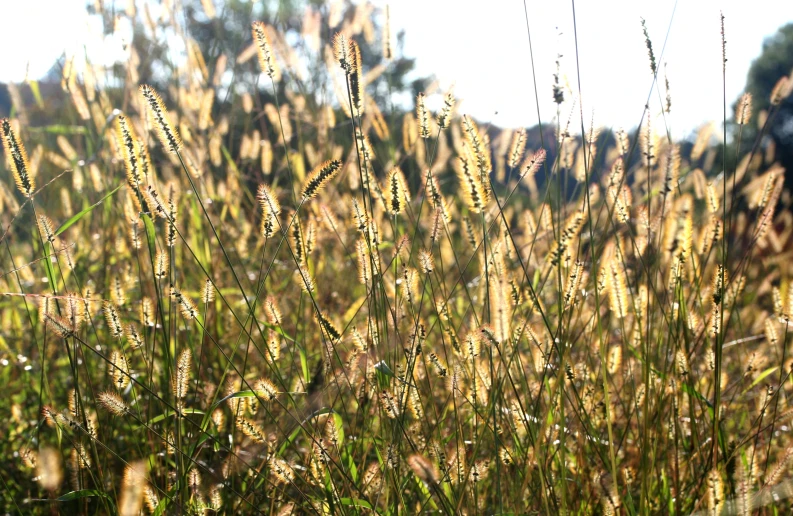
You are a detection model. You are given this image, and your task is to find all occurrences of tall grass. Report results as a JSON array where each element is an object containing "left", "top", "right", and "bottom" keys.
[{"left": 1, "top": 1, "right": 793, "bottom": 514}]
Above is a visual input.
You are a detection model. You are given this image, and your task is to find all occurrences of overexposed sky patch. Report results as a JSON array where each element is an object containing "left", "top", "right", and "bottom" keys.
[
  {"left": 387, "top": 0, "right": 792, "bottom": 137},
  {"left": 2, "top": 0, "right": 791, "bottom": 136}
]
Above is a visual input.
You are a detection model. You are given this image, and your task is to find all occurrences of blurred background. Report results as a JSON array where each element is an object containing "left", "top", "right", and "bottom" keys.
[{"left": 2, "top": 0, "right": 793, "bottom": 172}]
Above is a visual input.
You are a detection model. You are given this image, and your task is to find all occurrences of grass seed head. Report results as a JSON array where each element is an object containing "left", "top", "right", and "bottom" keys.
[
  {"left": 301, "top": 159, "right": 342, "bottom": 200},
  {"left": 139, "top": 84, "right": 182, "bottom": 153},
  {"left": 252, "top": 21, "right": 281, "bottom": 81},
  {"left": 1, "top": 118, "right": 34, "bottom": 197}
]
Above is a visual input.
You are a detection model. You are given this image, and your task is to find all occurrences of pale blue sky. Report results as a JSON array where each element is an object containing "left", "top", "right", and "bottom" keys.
[{"left": 3, "top": 0, "right": 791, "bottom": 136}]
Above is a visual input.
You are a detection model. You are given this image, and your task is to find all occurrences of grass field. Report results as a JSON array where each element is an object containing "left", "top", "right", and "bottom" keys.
[{"left": 2, "top": 1, "right": 793, "bottom": 514}]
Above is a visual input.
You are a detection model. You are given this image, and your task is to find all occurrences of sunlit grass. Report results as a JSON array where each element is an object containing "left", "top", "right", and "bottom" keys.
[{"left": 1, "top": 1, "right": 793, "bottom": 514}]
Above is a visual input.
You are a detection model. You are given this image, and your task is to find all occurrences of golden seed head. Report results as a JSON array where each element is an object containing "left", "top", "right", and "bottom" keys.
[
  {"left": 735, "top": 92, "right": 752, "bottom": 125},
  {"left": 236, "top": 416, "right": 267, "bottom": 443},
  {"left": 380, "top": 390, "right": 400, "bottom": 418},
  {"left": 110, "top": 349, "right": 131, "bottom": 390},
  {"left": 301, "top": 159, "right": 342, "bottom": 200},
  {"left": 385, "top": 167, "right": 409, "bottom": 215},
  {"left": 154, "top": 249, "right": 169, "bottom": 279},
  {"left": 520, "top": 148, "right": 546, "bottom": 180},
  {"left": 264, "top": 296, "right": 283, "bottom": 326},
  {"left": 251, "top": 22, "right": 281, "bottom": 81},
  {"left": 104, "top": 301, "right": 125, "bottom": 338},
  {"left": 140, "top": 297, "right": 155, "bottom": 327},
  {"left": 461, "top": 115, "right": 492, "bottom": 196},
  {"left": 202, "top": 278, "right": 215, "bottom": 304},
  {"left": 382, "top": 5, "right": 393, "bottom": 59},
  {"left": 316, "top": 311, "right": 341, "bottom": 342},
  {"left": 707, "top": 469, "right": 724, "bottom": 514},
  {"left": 437, "top": 92, "right": 455, "bottom": 129},
  {"left": 562, "top": 261, "right": 583, "bottom": 310},
  {"left": 37, "top": 215, "right": 57, "bottom": 243},
  {"left": 269, "top": 457, "right": 294, "bottom": 484},
  {"left": 770, "top": 76, "right": 790, "bottom": 106},
  {"left": 36, "top": 446, "right": 63, "bottom": 491},
  {"left": 418, "top": 249, "right": 434, "bottom": 274},
  {"left": 171, "top": 287, "right": 198, "bottom": 320},
  {"left": 44, "top": 312, "right": 74, "bottom": 338},
  {"left": 508, "top": 128, "right": 526, "bottom": 168},
  {"left": 295, "top": 264, "right": 315, "bottom": 292},
  {"left": 402, "top": 267, "right": 419, "bottom": 304},
  {"left": 118, "top": 461, "right": 147, "bottom": 516},
  {"left": 454, "top": 155, "right": 487, "bottom": 213},
  {"left": 139, "top": 84, "right": 182, "bottom": 152},
  {"left": 126, "top": 324, "right": 143, "bottom": 350},
  {"left": 706, "top": 182, "right": 720, "bottom": 214},
  {"left": 1, "top": 118, "right": 34, "bottom": 196},
  {"left": 116, "top": 114, "right": 144, "bottom": 192},
  {"left": 20, "top": 446, "right": 38, "bottom": 469},
  {"left": 416, "top": 93, "right": 430, "bottom": 138},
  {"left": 251, "top": 21, "right": 281, "bottom": 81},
  {"left": 255, "top": 378, "right": 278, "bottom": 401},
  {"left": 332, "top": 32, "right": 353, "bottom": 73},
  {"left": 98, "top": 391, "right": 128, "bottom": 416},
  {"left": 173, "top": 347, "right": 192, "bottom": 401},
  {"left": 346, "top": 39, "right": 364, "bottom": 117},
  {"left": 257, "top": 183, "right": 281, "bottom": 238}
]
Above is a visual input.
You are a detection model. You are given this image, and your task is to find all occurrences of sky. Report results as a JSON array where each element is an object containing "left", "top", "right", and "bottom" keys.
[
  {"left": 2, "top": 0, "right": 792, "bottom": 137},
  {"left": 388, "top": 0, "right": 793, "bottom": 138}
]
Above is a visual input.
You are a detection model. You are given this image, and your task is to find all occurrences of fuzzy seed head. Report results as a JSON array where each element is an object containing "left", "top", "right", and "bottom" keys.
[
  {"left": 126, "top": 324, "right": 143, "bottom": 350},
  {"left": 104, "top": 301, "right": 124, "bottom": 338},
  {"left": 317, "top": 311, "right": 341, "bottom": 342},
  {"left": 295, "top": 265, "right": 315, "bottom": 293},
  {"left": 173, "top": 348, "right": 192, "bottom": 402},
  {"left": 257, "top": 183, "right": 281, "bottom": 238},
  {"left": 36, "top": 446, "right": 63, "bottom": 491},
  {"left": 264, "top": 296, "right": 283, "bottom": 326},
  {"left": 382, "top": 5, "right": 393, "bottom": 59},
  {"left": 520, "top": 148, "right": 546, "bottom": 180},
  {"left": 255, "top": 378, "right": 278, "bottom": 401},
  {"left": 437, "top": 93, "right": 455, "bottom": 129},
  {"left": 270, "top": 457, "right": 294, "bottom": 484},
  {"left": 455, "top": 156, "right": 487, "bottom": 213},
  {"left": 1, "top": 118, "right": 34, "bottom": 196},
  {"left": 418, "top": 249, "right": 434, "bottom": 274},
  {"left": 301, "top": 159, "right": 342, "bottom": 200},
  {"left": 385, "top": 167, "right": 409, "bottom": 215},
  {"left": 140, "top": 297, "right": 155, "bottom": 327},
  {"left": 416, "top": 93, "right": 430, "bottom": 138},
  {"left": 508, "top": 128, "right": 526, "bottom": 168},
  {"left": 332, "top": 32, "right": 353, "bottom": 73},
  {"left": 139, "top": 85, "right": 182, "bottom": 152},
  {"left": 154, "top": 249, "right": 169, "bottom": 279},
  {"left": 116, "top": 115, "right": 145, "bottom": 200},
  {"left": 251, "top": 22, "right": 281, "bottom": 81},
  {"left": 98, "top": 391, "right": 128, "bottom": 416},
  {"left": 347, "top": 39, "right": 364, "bottom": 117},
  {"left": 707, "top": 469, "right": 724, "bottom": 515},
  {"left": 236, "top": 416, "right": 267, "bottom": 443},
  {"left": 172, "top": 287, "right": 199, "bottom": 320},
  {"left": 736, "top": 92, "right": 752, "bottom": 125},
  {"left": 37, "top": 214, "right": 56, "bottom": 243},
  {"left": 110, "top": 350, "right": 131, "bottom": 390},
  {"left": 770, "top": 76, "right": 790, "bottom": 106}
]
